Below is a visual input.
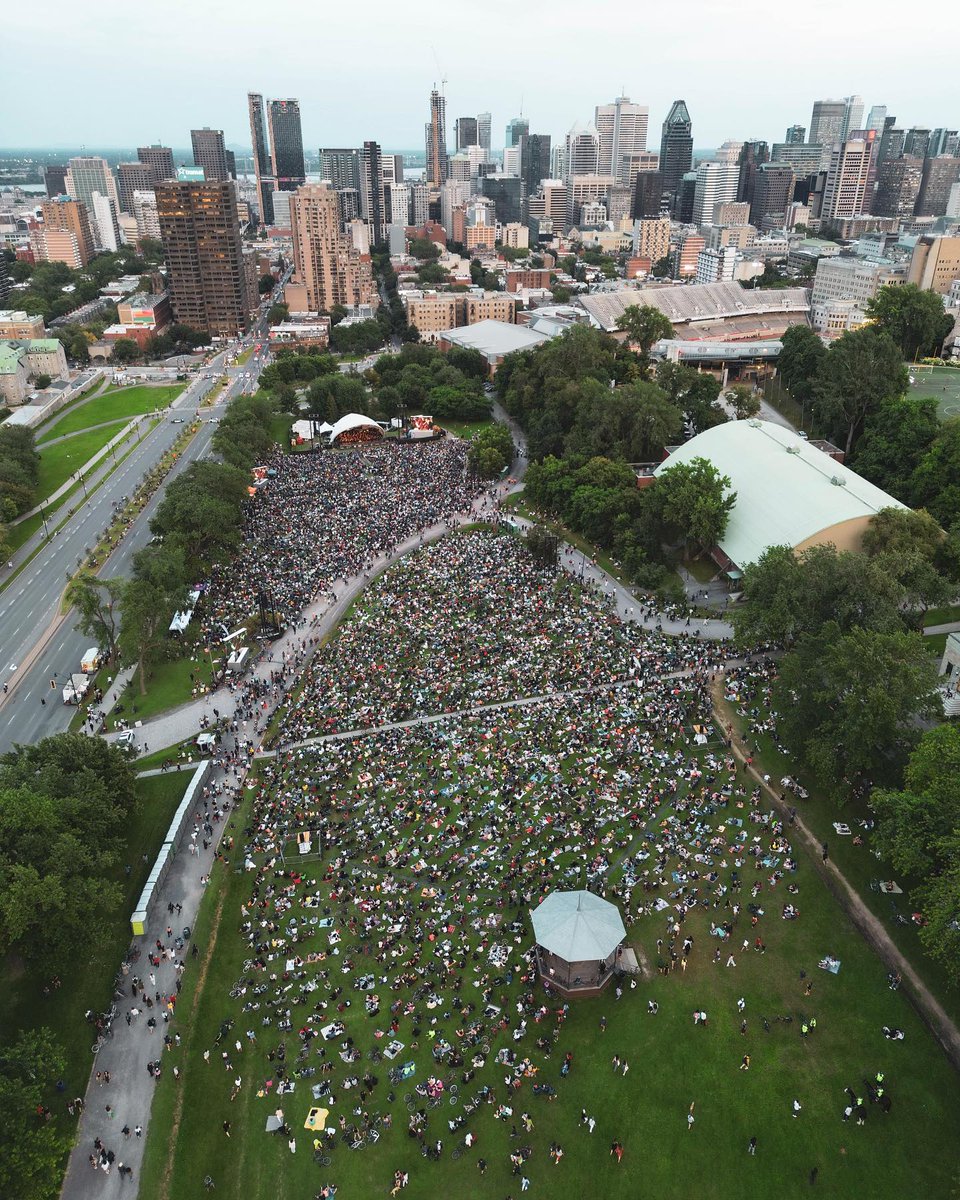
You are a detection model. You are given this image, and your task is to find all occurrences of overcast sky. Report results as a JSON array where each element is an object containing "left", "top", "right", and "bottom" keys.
[{"left": 6, "top": 0, "right": 958, "bottom": 152}]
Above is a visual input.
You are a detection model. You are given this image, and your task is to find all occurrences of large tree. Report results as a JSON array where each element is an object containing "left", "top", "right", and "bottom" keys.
[
  {"left": 776, "top": 324, "right": 827, "bottom": 405},
  {"left": 865, "top": 283, "right": 954, "bottom": 360},
  {"left": 655, "top": 362, "right": 728, "bottom": 434},
  {"left": 910, "top": 417, "right": 960, "bottom": 526},
  {"left": 119, "top": 544, "right": 188, "bottom": 695},
  {"left": 812, "top": 326, "right": 908, "bottom": 457},
  {"left": 65, "top": 571, "right": 123, "bottom": 660},
  {"left": 850, "top": 394, "right": 939, "bottom": 499},
  {"left": 774, "top": 622, "right": 939, "bottom": 800},
  {"left": 149, "top": 460, "right": 249, "bottom": 568},
  {"left": 872, "top": 724, "right": 960, "bottom": 984},
  {"left": 615, "top": 304, "right": 674, "bottom": 357},
  {"left": 0, "top": 1029, "right": 72, "bottom": 1200},
  {"left": 650, "top": 456, "right": 735, "bottom": 560}
]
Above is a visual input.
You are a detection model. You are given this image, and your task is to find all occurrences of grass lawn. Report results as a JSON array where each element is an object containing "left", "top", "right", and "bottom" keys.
[
  {"left": 717, "top": 685, "right": 960, "bottom": 1032},
  {"left": 0, "top": 770, "right": 189, "bottom": 1116},
  {"left": 907, "top": 363, "right": 960, "bottom": 420},
  {"left": 440, "top": 420, "right": 495, "bottom": 440},
  {"left": 925, "top": 631, "right": 948, "bottom": 660},
  {"left": 922, "top": 602, "right": 960, "bottom": 628},
  {"left": 37, "top": 384, "right": 183, "bottom": 443},
  {"left": 107, "top": 652, "right": 218, "bottom": 730},
  {"left": 269, "top": 413, "right": 294, "bottom": 448},
  {"left": 36, "top": 424, "right": 130, "bottom": 500}
]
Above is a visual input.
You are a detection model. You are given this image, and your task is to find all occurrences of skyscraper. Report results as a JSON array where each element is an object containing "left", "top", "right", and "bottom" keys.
[
  {"left": 750, "top": 163, "right": 795, "bottom": 226},
  {"left": 44, "top": 165, "right": 68, "bottom": 198},
  {"left": 692, "top": 161, "right": 740, "bottom": 227},
  {"left": 632, "top": 171, "right": 664, "bottom": 219},
  {"left": 65, "top": 157, "right": 120, "bottom": 249},
  {"left": 38, "top": 197, "right": 95, "bottom": 266},
  {"left": 878, "top": 121, "right": 905, "bottom": 166},
  {"left": 930, "top": 129, "right": 960, "bottom": 157},
  {"left": 821, "top": 132, "right": 875, "bottom": 221},
  {"left": 595, "top": 97, "right": 649, "bottom": 180},
  {"left": 360, "top": 141, "right": 385, "bottom": 241},
  {"left": 92, "top": 192, "right": 121, "bottom": 251},
  {"left": 873, "top": 157, "right": 924, "bottom": 219},
  {"left": 117, "top": 162, "right": 154, "bottom": 214},
  {"left": 916, "top": 157, "right": 960, "bottom": 217},
  {"left": 809, "top": 100, "right": 846, "bottom": 147},
  {"left": 137, "top": 145, "right": 175, "bottom": 183},
  {"left": 477, "top": 113, "right": 492, "bottom": 153},
  {"left": 247, "top": 92, "right": 274, "bottom": 225},
  {"left": 426, "top": 89, "right": 448, "bottom": 186},
  {"left": 289, "top": 184, "right": 375, "bottom": 312},
  {"left": 736, "top": 140, "right": 769, "bottom": 209},
  {"left": 519, "top": 134, "right": 551, "bottom": 194},
  {"left": 269, "top": 99, "right": 306, "bottom": 190},
  {"left": 155, "top": 180, "right": 249, "bottom": 337},
  {"left": 190, "top": 129, "right": 230, "bottom": 182},
  {"left": 903, "top": 128, "right": 932, "bottom": 160},
  {"left": 865, "top": 105, "right": 888, "bottom": 133},
  {"left": 505, "top": 117, "right": 529, "bottom": 148},
  {"left": 842, "top": 95, "right": 864, "bottom": 139},
  {"left": 455, "top": 117, "right": 478, "bottom": 150},
  {"left": 318, "top": 149, "right": 362, "bottom": 192},
  {"left": 658, "top": 100, "right": 693, "bottom": 203},
  {"left": 785, "top": 125, "right": 806, "bottom": 145},
  {"left": 564, "top": 123, "right": 600, "bottom": 179}
]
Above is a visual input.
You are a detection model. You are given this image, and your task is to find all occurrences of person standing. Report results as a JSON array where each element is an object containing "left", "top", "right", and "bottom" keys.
[{"left": 748, "top": 1136, "right": 757, "bottom": 1155}]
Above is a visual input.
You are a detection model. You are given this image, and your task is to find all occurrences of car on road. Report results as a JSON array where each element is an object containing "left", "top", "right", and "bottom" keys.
[{"left": 172, "top": 417, "right": 185, "bottom": 423}]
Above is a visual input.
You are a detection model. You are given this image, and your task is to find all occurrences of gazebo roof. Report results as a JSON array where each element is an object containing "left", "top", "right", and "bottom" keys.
[{"left": 530, "top": 890, "right": 625, "bottom": 962}]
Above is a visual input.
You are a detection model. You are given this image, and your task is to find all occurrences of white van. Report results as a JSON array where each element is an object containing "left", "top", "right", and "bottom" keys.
[
  {"left": 81, "top": 647, "right": 103, "bottom": 673},
  {"left": 196, "top": 732, "right": 217, "bottom": 751}
]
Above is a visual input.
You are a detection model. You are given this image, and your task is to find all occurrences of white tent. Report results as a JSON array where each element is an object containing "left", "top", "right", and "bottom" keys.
[{"left": 530, "top": 890, "right": 625, "bottom": 962}]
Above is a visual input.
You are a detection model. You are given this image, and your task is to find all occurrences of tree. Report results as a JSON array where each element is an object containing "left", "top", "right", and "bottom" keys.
[
  {"left": 650, "top": 456, "right": 735, "bottom": 560},
  {"left": 267, "top": 302, "right": 289, "bottom": 325},
  {"left": 862, "top": 506, "right": 944, "bottom": 562},
  {"left": 65, "top": 572, "right": 123, "bottom": 660},
  {"left": 777, "top": 325, "right": 827, "bottom": 405},
  {"left": 0, "top": 1028, "right": 72, "bottom": 1200},
  {"left": 655, "top": 362, "right": 727, "bottom": 434},
  {"left": 615, "top": 304, "right": 673, "bottom": 356},
  {"left": 257, "top": 273, "right": 275, "bottom": 295},
  {"left": 774, "top": 622, "right": 939, "bottom": 800},
  {"left": 110, "top": 337, "right": 140, "bottom": 364},
  {"left": 851, "top": 394, "right": 939, "bottom": 499},
  {"left": 865, "top": 283, "right": 954, "bottom": 360},
  {"left": 872, "top": 725, "right": 960, "bottom": 984},
  {"left": 733, "top": 542, "right": 907, "bottom": 645},
  {"left": 119, "top": 544, "right": 188, "bottom": 694},
  {"left": 32, "top": 373, "right": 51, "bottom": 390},
  {"left": 525, "top": 526, "right": 560, "bottom": 570},
  {"left": 149, "top": 461, "right": 249, "bottom": 568},
  {"left": 551, "top": 285, "right": 572, "bottom": 303},
  {"left": 409, "top": 237, "right": 440, "bottom": 261},
  {"left": 468, "top": 424, "right": 514, "bottom": 479},
  {"left": 910, "top": 417, "right": 960, "bottom": 526},
  {"left": 726, "top": 384, "right": 761, "bottom": 420},
  {"left": 813, "top": 327, "right": 909, "bottom": 457}
]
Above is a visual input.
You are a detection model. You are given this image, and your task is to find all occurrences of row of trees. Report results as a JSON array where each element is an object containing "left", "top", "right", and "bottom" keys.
[{"left": 0, "top": 424, "right": 40, "bottom": 519}]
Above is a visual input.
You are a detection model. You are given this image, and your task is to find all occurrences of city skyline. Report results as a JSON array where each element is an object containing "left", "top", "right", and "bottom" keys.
[{"left": 6, "top": 0, "right": 958, "bottom": 150}]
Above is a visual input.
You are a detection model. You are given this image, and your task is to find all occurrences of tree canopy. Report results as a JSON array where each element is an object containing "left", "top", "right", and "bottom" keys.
[
  {"left": 811, "top": 326, "right": 908, "bottom": 457},
  {"left": 865, "top": 283, "right": 955, "bottom": 360},
  {"left": 615, "top": 304, "right": 673, "bottom": 356},
  {"left": 648, "top": 456, "right": 736, "bottom": 561}
]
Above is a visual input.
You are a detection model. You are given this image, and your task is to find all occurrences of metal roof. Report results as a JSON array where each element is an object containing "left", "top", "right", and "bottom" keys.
[
  {"left": 438, "top": 320, "right": 550, "bottom": 361},
  {"left": 654, "top": 419, "right": 907, "bottom": 569},
  {"left": 530, "top": 890, "right": 626, "bottom": 962}
]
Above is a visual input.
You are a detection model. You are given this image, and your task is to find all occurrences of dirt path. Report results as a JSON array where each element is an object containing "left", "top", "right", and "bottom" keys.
[{"left": 712, "top": 681, "right": 960, "bottom": 1073}]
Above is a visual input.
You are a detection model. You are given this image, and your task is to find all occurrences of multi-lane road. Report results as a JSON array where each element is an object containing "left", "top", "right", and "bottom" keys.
[{"left": 0, "top": 310, "right": 274, "bottom": 753}]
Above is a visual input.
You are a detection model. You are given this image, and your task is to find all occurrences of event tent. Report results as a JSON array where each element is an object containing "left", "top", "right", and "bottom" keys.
[{"left": 328, "top": 413, "right": 383, "bottom": 444}]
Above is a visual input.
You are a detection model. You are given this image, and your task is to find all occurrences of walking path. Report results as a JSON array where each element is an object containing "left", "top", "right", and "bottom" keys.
[{"left": 923, "top": 620, "right": 960, "bottom": 636}]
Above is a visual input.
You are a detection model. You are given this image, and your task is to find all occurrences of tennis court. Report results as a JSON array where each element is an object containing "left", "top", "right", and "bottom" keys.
[{"left": 907, "top": 363, "right": 960, "bottom": 419}]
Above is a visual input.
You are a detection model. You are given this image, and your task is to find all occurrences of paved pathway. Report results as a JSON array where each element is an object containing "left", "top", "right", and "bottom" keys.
[{"left": 923, "top": 620, "right": 960, "bottom": 636}]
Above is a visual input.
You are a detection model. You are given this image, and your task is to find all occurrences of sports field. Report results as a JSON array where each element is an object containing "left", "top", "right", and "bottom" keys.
[
  {"left": 137, "top": 534, "right": 960, "bottom": 1200},
  {"left": 907, "top": 364, "right": 960, "bottom": 420}
]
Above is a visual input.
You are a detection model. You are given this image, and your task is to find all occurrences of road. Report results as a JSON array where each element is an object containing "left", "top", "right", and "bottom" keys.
[{"left": 0, "top": 304, "right": 276, "bottom": 754}]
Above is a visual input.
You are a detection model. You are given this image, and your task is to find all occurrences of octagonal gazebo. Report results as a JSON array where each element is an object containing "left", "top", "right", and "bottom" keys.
[{"left": 530, "top": 889, "right": 627, "bottom": 997}]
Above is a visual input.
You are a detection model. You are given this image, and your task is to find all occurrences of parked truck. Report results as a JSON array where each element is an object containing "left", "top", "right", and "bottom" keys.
[{"left": 81, "top": 647, "right": 103, "bottom": 673}]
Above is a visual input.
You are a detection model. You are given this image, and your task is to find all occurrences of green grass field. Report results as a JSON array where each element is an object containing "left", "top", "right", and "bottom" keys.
[
  {"left": 440, "top": 419, "right": 495, "bottom": 440},
  {"left": 36, "top": 424, "right": 129, "bottom": 500},
  {"left": 907, "top": 364, "right": 960, "bottom": 420},
  {"left": 37, "top": 384, "right": 183, "bottom": 444},
  {"left": 0, "top": 771, "right": 190, "bottom": 1105},
  {"left": 107, "top": 652, "right": 217, "bottom": 730}
]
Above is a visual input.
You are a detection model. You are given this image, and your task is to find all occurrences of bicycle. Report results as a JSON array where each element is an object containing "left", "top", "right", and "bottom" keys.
[{"left": 92, "top": 1035, "right": 106, "bottom": 1055}]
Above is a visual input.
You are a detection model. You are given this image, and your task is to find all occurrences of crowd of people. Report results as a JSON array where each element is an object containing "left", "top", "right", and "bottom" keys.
[{"left": 200, "top": 441, "right": 485, "bottom": 639}]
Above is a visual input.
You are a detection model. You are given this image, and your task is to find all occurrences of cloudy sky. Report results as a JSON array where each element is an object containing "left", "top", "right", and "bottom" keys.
[{"left": 6, "top": 0, "right": 957, "bottom": 151}]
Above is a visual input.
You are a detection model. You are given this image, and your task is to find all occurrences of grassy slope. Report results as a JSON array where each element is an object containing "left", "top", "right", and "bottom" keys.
[
  {"left": 37, "top": 384, "right": 182, "bottom": 443},
  {"left": 107, "top": 654, "right": 217, "bottom": 730}
]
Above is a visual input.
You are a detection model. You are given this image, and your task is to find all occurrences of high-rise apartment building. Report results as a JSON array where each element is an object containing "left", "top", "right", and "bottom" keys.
[
  {"left": 440, "top": 180, "right": 471, "bottom": 238},
  {"left": 750, "top": 163, "right": 795, "bottom": 225},
  {"left": 809, "top": 100, "right": 847, "bottom": 148},
  {"left": 65, "top": 157, "right": 120, "bottom": 249},
  {"left": 318, "top": 148, "right": 362, "bottom": 193},
  {"left": 692, "top": 161, "right": 740, "bottom": 227},
  {"left": 37, "top": 197, "right": 95, "bottom": 266},
  {"left": 903, "top": 128, "right": 931, "bottom": 160},
  {"left": 476, "top": 113, "right": 492, "bottom": 153},
  {"left": 930, "top": 129, "right": 960, "bottom": 158},
  {"left": 409, "top": 183, "right": 429, "bottom": 227},
  {"left": 247, "top": 92, "right": 275, "bottom": 226},
  {"left": 137, "top": 145, "right": 175, "bottom": 183},
  {"left": 44, "top": 165, "right": 68, "bottom": 198},
  {"left": 564, "top": 124, "right": 600, "bottom": 179},
  {"left": 519, "top": 134, "right": 551, "bottom": 194},
  {"left": 821, "top": 133, "right": 875, "bottom": 221},
  {"left": 908, "top": 236, "right": 960, "bottom": 295},
  {"left": 190, "top": 129, "right": 230, "bottom": 182},
  {"left": 505, "top": 117, "right": 529, "bottom": 148},
  {"left": 632, "top": 171, "right": 664, "bottom": 219},
  {"left": 288, "top": 184, "right": 376, "bottom": 312},
  {"left": 155, "top": 180, "right": 249, "bottom": 337},
  {"left": 360, "top": 141, "right": 385, "bottom": 241},
  {"left": 387, "top": 182, "right": 410, "bottom": 227},
  {"left": 595, "top": 96, "right": 649, "bottom": 181},
  {"left": 92, "top": 193, "right": 121, "bottom": 252},
  {"left": 916, "top": 157, "right": 960, "bottom": 217},
  {"left": 455, "top": 117, "right": 478, "bottom": 150},
  {"left": 878, "top": 122, "right": 905, "bottom": 165},
  {"left": 633, "top": 217, "right": 670, "bottom": 265},
  {"left": 658, "top": 100, "right": 693, "bottom": 202},
  {"left": 269, "top": 99, "right": 306, "bottom": 190},
  {"left": 117, "top": 162, "right": 153, "bottom": 214},
  {"left": 785, "top": 125, "right": 806, "bottom": 145},
  {"left": 132, "top": 191, "right": 161, "bottom": 240},
  {"left": 426, "top": 89, "right": 448, "bottom": 186},
  {"left": 381, "top": 154, "right": 404, "bottom": 188},
  {"left": 737, "top": 140, "right": 769, "bottom": 209},
  {"left": 481, "top": 176, "right": 525, "bottom": 225},
  {"left": 873, "top": 157, "right": 924, "bottom": 219}
]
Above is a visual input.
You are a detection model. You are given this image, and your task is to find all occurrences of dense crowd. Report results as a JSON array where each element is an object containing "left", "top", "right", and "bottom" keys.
[
  {"left": 275, "top": 531, "right": 723, "bottom": 744},
  {"left": 201, "top": 441, "right": 484, "bottom": 637}
]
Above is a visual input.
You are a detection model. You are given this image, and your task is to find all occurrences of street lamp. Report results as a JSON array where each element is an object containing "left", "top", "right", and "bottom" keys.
[{"left": 39, "top": 503, "right": 50, "bottom": 541}]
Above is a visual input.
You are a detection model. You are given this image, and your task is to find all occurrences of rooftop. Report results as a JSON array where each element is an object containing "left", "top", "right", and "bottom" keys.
[
  {"left": 654, "top": 419, "right": 907, "bottom": 569},
  {"left": 438, "top": 319, "right": 551, "bottom": 360},
  {"left": 578, "top": 282, "right": 810, "bottom": 332}
]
